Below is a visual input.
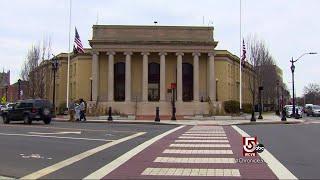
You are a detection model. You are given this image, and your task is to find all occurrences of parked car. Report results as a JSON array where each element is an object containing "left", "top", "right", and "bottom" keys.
[
  {"left": 1, "top": 99, "right": 53, "bottom": 124},
  {"left": 285, "top": 105, "right": 303, "bottom": 118},
  {"left": 304, "top": 104, "right": 313, "bottom": 113},
  {"left": 305, "top": 105, "right": 320, "bottom": 117},
  {"left": 0, "top": 103, "right": 15, "bottom": 115}
]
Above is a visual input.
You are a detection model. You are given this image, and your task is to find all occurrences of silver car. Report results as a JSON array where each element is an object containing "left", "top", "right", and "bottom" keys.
[
  {"left": 306, "top": 105, "right": 320, "bottom": 117},
  {"left": 285, "top": 106, "right": 303, "bottom": 118}
]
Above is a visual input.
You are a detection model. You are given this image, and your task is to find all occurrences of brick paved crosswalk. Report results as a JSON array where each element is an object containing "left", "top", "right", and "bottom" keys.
[{"left": 105, "top": 125, "right": 277, "bottom": 179}]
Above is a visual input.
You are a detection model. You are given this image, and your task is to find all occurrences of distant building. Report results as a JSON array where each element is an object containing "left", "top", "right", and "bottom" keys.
[
  {"left": 30, "top": 25, "right": 254, "bottom": 117},
  {"left": 7, "top": 80, "right": 29, "bottom": 102},
  {"left": 0, "top": 70, "right": 10, "bottom": 101}
]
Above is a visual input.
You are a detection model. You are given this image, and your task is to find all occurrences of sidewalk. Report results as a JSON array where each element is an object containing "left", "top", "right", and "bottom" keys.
[{"left": 53, "top": 113, "right": 304, "bottom": 126}]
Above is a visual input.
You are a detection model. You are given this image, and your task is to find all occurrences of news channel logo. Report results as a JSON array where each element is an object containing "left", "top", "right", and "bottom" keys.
[{"left": 242, "top": 137, "right": 264, "bottom": 156}]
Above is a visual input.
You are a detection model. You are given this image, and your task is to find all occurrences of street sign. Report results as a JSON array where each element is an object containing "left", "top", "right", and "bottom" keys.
[{"left": 171, "top": 83, "right": 176, "bottom": 89}]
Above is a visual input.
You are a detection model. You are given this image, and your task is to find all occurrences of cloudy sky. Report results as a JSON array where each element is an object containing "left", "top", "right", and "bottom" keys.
[{"left": 1, "top": 0, "right": 319, "bottom": 96}]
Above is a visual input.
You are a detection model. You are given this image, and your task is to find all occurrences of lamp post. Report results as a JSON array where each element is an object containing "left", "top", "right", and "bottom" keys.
[
  {"left": 276, "top": 80, "right": 280, "bottom": 116},
  {"left": 51, "top": 55, "right": 59, "bottom": 115},
  {"left": 258, "top": 86, "right": 263, "bottom": 119},
  {"left": 18, "top": 79, "right": 21, "bottom": 100},
  {"left": 89, "top": 77, "right": 93, "bottom": 101},
  {"left": 5, "top": 85, "right": 8, "bottom": 102},
  {"left": 290, "top": 52, "right": 317, "bottom": 118},
  {"left": 171, "top": 83, "right": 177, "bottom": 120}
]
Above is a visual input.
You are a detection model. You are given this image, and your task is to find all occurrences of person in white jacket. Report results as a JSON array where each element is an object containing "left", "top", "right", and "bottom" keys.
[{"left": 74, "top": 103, "right": 81, "bottom": 121}]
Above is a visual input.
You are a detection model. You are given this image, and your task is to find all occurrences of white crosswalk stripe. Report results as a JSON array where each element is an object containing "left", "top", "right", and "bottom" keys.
[
  {"left": 178, "top": 136, "right": 228, "bottom": 139},
  {"left": 163, "top": 149, "right": 233, "bottom": 154},
  {"left": 182, "top": 133, "right": 226, "bottom": 136},
  {"left": 142, "top": 168, "right": 241, "bottom": 177},
  {"left": 169, "top": 143, "right": 231, "bottom": 148},
  {"left": 154, "top": 157, "right": 236, "bottom": 163},
  {"left": 175, "top": 139, "right": 229, "bottom": 143}
]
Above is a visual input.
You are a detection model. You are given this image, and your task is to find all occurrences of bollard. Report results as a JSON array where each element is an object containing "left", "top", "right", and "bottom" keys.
[
  {"left": 295, "top": 109, "right": 300, "bottom": 119},
  {"left": 108, "top": 106, "right": 113, "bottom": 121},
  {"left": 281, "top": 108, "right": 287, "bottom": 121},
  {"left": 155, "top": 107, "right": 160, "bottom": 122},
  {"left": 171, "top": 107, "right": 176, "bottom": 120}
]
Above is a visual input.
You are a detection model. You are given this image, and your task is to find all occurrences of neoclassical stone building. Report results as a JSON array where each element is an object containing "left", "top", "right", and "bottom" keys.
[{"left": 41, "top": 25, "right": 253, "bottom": 118}]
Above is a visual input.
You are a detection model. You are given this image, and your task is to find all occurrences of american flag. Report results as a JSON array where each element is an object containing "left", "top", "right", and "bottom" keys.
[
  {"left": 74, "top": 27, "right": 85, "bottom": 53},
  {"left": 241, "top": 39, "right": 246, "bottom": 67}
]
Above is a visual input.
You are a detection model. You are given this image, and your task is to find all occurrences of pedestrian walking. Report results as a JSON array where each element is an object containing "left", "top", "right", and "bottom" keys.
[
  {"left": 68, "top": 99, "right": 75, "bottom": 122},
  {"left": 74, "top": 101, "right": 81, "bottom": 121},
  {"left": 79, "top": 98, "right": 87, "bottom": 122}
]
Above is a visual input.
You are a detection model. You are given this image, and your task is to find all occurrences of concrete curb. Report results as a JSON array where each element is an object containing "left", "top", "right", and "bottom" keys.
[
  {"left": 52, "top": 119, "right": 180, "bottom": 126},
  {"left": 235, "top": 120, "right": 303, "bottom": 125},
  {"left": 52, "top": 118, "right": 304, "bottom": 126}
]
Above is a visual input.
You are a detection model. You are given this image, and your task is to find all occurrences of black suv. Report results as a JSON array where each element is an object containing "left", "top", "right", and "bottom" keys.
[{"left": 1, "top": 99, "right": 53, "bottom": 124}]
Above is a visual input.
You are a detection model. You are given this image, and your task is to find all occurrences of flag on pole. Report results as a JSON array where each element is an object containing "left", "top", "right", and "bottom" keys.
[
  {"left": 241, "top": 39, "right": 246, "bottom": 68},
  {"left": 73, "top": 27, "right": 85, "bottom": 53}
]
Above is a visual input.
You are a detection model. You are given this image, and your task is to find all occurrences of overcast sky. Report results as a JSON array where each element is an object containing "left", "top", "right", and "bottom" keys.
[{"left": 1, "top": 0, "right": 319, "bottom": 96}]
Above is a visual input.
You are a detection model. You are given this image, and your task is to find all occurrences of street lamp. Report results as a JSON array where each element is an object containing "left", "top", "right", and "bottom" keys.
[
  {"left": 18, "top": 79, "right": 21, "bottom": 100},
  {"left": 89, "top": 77, "right": 93, "bottom": 101},
  {"left": 5, "top": 85, "right": 8, "bottom": 102},
  {"left": 276, "top": 80, "right": 280, "bottom": 116},
  {"left": 51, "top": 55, "right": 59, "bottom": 115},
  {"left": 258, "top": 86, "right": 263, "bottom": 119},
  {"left": 290, "top": 52, "right": 317, "bottom": 118}
]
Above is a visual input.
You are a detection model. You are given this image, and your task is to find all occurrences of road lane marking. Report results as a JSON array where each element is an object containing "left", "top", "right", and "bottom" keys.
[
  {"left": 154, "top": 157, "right": 236, "bottom": 163},
  {"left": 141, "top": 168, "right": 240, "bottom": 177},
  {"left": 0, "top": 124, "right": 139, "bottom": 133},
  {"left": 29, "top": 131, "right": 81, "bottom": 135},
  {"left": 83, "top": 125, "right": 185, "bottom": 179},
  {"left": 20, "top": 132, "right": 145, "bottom": 180},
  {"left": 231, "top": 125, "right": 297, "bottom": 180},
  {"left": 169, "top": 143, "right": 231, "bottom": 148},
  {"left": 163, "top": 149, "right": 233, "bottom": 154},
  {"left": 0, "top": 132, "right": 113, "bottom": 142}
]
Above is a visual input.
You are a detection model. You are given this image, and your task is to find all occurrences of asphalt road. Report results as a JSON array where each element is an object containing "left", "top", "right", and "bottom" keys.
[
  {"left": 239, "top": 123, "right": 320, "bottom": 179},
  {"left": 0, "top": 121, "right": 178, "bottom": 179}
]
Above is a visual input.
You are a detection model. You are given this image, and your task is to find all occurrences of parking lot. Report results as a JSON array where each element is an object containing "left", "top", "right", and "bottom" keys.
[{"left": 0, "top": 121, "right": 177, "bottom": 179}]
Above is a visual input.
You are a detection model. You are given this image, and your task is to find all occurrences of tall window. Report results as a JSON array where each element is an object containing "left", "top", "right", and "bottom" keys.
[
  {"left": 182, "top": 63, "right": 193, "bottom": 101},
  {"left": 148, "top": 62, "right": 160, "bottom": 101},
  {"left": 114, "top": 62, "right": 125, "bottom": 101}
]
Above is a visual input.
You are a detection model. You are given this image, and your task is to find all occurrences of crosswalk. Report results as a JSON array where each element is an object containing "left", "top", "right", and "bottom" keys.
[{"left": 140, "top": 125, "right": 241, "bottom": 177}]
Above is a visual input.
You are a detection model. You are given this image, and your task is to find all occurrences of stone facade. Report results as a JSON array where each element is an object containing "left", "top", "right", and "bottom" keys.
[{"left": 35, "top": 25, "right": 254, "bottom": 118}]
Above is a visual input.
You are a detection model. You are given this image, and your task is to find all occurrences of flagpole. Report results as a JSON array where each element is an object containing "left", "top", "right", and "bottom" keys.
[
  {"left": 66, "top": 0, "right": 72, "bottom": 108},
  {"left": 239, "top": 0, "right": 242, "bottom": 112}
]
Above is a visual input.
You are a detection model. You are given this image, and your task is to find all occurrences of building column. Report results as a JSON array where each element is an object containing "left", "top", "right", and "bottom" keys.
[
  {"left": 141, "top": 52, "right": 149, "bottom": 102},
  {"left": 159, "top": 52, "right": 167, "bottom": 101},
  {"left": 107, "top": 51, "right": 115, "bottom": 102},
  {"left": 91, "top": 51, "right": 99, "bottom": 101},
  {"left": 192, "top": 52, "right": 200, "bottom": 102},
  {"left": 208, "top": 52, "right": 216, "bottom": 101},
  {"left": 125, "top": 51, "right": 133, "bottom": 102},
  {"left": 176, "top": 52, "right": 184, "bottom": 102}
]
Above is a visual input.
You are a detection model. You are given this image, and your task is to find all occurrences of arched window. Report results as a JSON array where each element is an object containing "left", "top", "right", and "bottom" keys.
[
  {"left": 183, "top": 63, "right": 193, "bottom": 101},
  {"left": 114, "top": 62, "right": 125, "bottom": 101},
  {"left": 148, "top": 62, "right": 160, "bottom": 101}
]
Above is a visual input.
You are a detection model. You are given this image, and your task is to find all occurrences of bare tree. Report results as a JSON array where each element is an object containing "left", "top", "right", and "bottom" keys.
[
  {"left": 20, "top": 37, "right": 52, "bottom": 99},
  {"left": 246, "top": 35, "right": 275, "bottom": 120},
  {"left": 303, "top": 83, "right": 320, "bottom": 105}
]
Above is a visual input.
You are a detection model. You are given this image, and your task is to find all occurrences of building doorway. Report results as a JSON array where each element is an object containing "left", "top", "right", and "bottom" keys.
[
  {"left": 114, "top": 62, "right": 125, "bottom": 101},
  {"left": 148, "top": 62, "right": 160, "bottom": 101},
  {"left": 182, "top": 63, "right": 193, "bottom": 101}
]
